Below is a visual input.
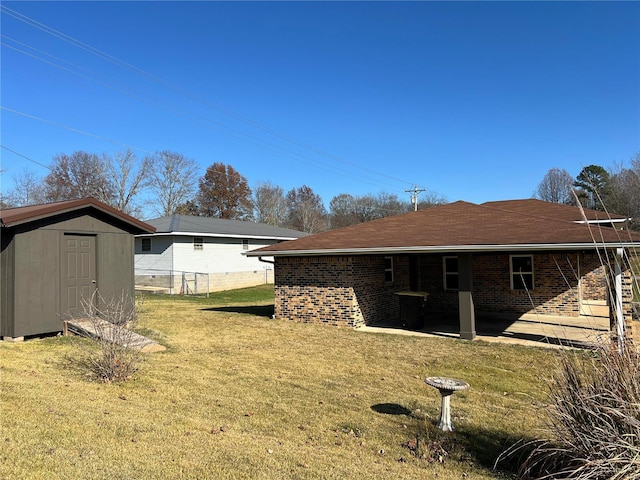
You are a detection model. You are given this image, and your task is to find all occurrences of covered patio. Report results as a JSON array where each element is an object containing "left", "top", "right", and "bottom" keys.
[
  {"left": 359, "top": 311, "right": 611, "bottom": 349},
  {"left": 248, "top": 200, "right": 640, "bottom": 347}
]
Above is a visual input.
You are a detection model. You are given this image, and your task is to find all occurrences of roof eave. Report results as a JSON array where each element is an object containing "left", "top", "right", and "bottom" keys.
[
  {"left": 135, "top": 231, "right": 301, "bottom": 241},
  {"left": 1, "top": 200, "right": 155, "bottom": 233},
  {"left": 246, "top": 242, "right": 640, "bottom": 257}
]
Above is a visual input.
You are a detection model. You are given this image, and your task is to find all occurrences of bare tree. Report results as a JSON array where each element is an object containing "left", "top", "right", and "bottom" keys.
[
  {"left": 147, "top": 151, "right": 198, "bottom": 217},
  {"left": 197, "top": 162, "right": 253, "bottom": 220},
  {"left": 254, "top": 181, "right": 287, "bottom": 226},
  {"left": 43, "top": 151, "right": 114, "bottom": 203},
  {"left": 329, "top": 193, "right": 359, "bottom": 228},
  {"left": 329, "top": 191, "right": 417, "bottom": 229},
  {"left": 286, "top": 185, "right": 327, "bottom": 233},
  {"left": 535, "top": 168, "right": 575, "bottom": 205},
  {"left": 3, "top": 169, "right": 46, "bottom": 207},
  {"left": 106, "top": 150, "right": 151, "bottom": 216},
  {"left": 376, "top": 192, "right": 411, "bottom": 217},
  {"left": 417, "top": 191, "right": 448, "bottom": 210}
]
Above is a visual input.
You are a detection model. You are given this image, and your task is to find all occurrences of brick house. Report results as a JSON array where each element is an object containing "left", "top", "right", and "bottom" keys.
[{"left": 246, "top": 199, "right": 640, "bottom": 342}]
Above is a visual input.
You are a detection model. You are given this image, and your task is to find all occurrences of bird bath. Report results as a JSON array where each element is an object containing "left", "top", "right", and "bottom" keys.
[{"left": 424, "top": 377, "right": 469, "bottom": 432}]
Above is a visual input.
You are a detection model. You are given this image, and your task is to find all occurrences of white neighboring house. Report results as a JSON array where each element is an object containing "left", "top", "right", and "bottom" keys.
[{"left": 134, "top": 215, "right": 307, "bottom": 293}]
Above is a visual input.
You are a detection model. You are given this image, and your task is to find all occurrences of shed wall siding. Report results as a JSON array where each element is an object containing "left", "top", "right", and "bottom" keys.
[
  {"left": 13, "top": 229, "right": 61, "bottom": 336},
  {"left": 97, "top": 233, "right": 135, "bottom": 306},
  {"left": 0, "top": 232, "right": 15, "bottom": 337},
  {"left": 3, "top": 212, "right": 138, "bottom": 337}
]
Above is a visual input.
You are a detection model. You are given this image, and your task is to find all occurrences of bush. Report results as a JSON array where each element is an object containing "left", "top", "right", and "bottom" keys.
[
  {"left": 514, "top": 345, "right": 640, "bottom": 479},
  {"left": 71, "top": 292, "right": 145, "bottom": 382}
]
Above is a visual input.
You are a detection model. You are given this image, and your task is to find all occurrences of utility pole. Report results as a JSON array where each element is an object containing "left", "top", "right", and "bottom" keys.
[{"left": 405, "top": 185, "right": 426, "bottom": 211}]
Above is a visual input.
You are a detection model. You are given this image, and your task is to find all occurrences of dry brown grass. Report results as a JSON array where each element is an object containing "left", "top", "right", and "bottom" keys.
[
  {"left": 1, "top": 286, "right": 563, "bottom": 479},
  {"left": 511, "top": 345, "right": 640, "bottom": 479}
]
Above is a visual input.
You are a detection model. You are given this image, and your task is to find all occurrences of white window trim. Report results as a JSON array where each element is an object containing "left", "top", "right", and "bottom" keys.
[
  {"left": 510, "top": 254, "right": 534, "bottom": 290},
  {"left": 193, "top": 237, "right": 204, "bottom": 251},
  {"left": 384, "top": 256, "right": 394, "bottom": 283},
  {"left": 443, "top": 256, "right": 459, "bottom": 291},
  {"left": 141, "top": 237, "right": 152, "bottom": 253}
]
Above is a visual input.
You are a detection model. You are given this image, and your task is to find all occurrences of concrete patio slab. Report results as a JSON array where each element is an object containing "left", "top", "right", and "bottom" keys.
[{"left": 358, "top": 313, "right": 611, "bottom": 350}]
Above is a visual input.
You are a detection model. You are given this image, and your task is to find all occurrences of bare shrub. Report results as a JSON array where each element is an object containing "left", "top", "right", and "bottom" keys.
[
  {"left": 512, "top": 345, "right": 640, "bottom": 479},
  {"left": 71, "top": 291, "right": 145, "bottom": 383}
]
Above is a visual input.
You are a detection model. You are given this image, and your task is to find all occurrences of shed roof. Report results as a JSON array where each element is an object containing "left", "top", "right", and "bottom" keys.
[
  {"left": 0, "top": 198, "right": 155, "bottom": 234},
  {"left": 140, "top": 214, "right": 308, "bottom": 241},
  {"left": 247, "top": 200, "right": 640, "bottom": 257}
]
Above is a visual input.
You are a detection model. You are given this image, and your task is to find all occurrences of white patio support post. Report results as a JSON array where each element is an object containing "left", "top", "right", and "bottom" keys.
[
  {"left": 458, "top": 254, "right": 476, "bottom": 340},
  {"left": 614, "top": 248, "right": 625, "bottom": 353}
]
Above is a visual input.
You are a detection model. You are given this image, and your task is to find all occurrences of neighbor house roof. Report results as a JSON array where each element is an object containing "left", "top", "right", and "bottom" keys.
[
  {"left": 139, "top": 214, "right": 308, "bottom": 241},
  {"left": 247, "top": 200, "right": 640, "bottom": 257},
  {"left": 482, "top": 199, "right": 628, "bottom": 225},
  {"left": 0, "top": 198, "right": 155, "bottom": 234}
]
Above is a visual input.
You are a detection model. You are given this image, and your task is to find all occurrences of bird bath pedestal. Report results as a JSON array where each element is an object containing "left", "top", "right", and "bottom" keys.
[{"left": 424, "top": 377, "right": 470, "bottom": 432}]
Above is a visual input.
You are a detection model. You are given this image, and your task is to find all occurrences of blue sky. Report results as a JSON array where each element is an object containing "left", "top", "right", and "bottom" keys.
[{"left": 2, "top": 1, "right": 639, "bottom": 216}]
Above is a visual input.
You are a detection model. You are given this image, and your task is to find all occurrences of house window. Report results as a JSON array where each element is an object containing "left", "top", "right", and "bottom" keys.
[
  {"left": 384, "top": 256, "right": 394, "bottom": 283},
  {"left": 242, "top": 239, "right": 249, "bottom": 251},
  {"left": 443, "top": 256, "right": 459, "bottom": 290},
  {"left": 141, "top": 238, "right": 151, "bottom": 253},
  {"left": 511, "top": 255, "right": 534, "bottom": 290},
  {"left": 194, "top": 237, "right": 204, "bottom": 250}
]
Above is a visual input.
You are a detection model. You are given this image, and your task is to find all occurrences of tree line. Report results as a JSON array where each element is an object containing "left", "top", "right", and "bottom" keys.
[
  {"left": 535, "top": 154, "right": 640, "bottom": 230},
  {"left": 2, "top": 150, "right": 446, "bottom": 233}
]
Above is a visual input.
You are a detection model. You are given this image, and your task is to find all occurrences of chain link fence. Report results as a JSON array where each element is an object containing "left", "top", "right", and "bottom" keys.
[{"left": 135, "top": 269, "right": 210, "bottom": 297}]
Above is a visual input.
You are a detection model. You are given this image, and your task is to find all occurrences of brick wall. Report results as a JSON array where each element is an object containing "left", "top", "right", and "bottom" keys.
[
  {"left": 274, "top": 255, "right": 407, "bottom": 327},
  {"left": 419, "top": 252, "right": 587, "bottom": 317},
  {"left": 580, "top": 252, "right": 608, "bottom": 303},
  {"left": 274, "top": 256, "right": 361, "bottom": 327},
  {"left": 472, "top": 253, "right": 581, "bottom": 317},
  {"left": 273, "top": 250, "right": 622, "bottom": 327}
]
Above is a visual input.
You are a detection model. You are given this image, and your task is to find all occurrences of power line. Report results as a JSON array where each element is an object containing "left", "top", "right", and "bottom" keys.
[
  {"left": 1, "top": 5, "right": 417, "bottom": 192},
  {"left": 1, "top": 40, "right": 406, "bottom": 191},
  {"left": 1, "top": 145, "right": 51, "bottom": 170},
  {"left": 1, "top": 107, "right": 153, "bottom": 154}
]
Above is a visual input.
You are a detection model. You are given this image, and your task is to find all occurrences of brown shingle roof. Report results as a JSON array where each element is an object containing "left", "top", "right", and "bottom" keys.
[
  {"left": 0, "top": 198, "right": 155, "bottom": 234},
  {"left": 248, "top": 200, "right": 640, "bottom": 256},
  {"left": 482, "top": 199, "right": 628, "bottom": 223}
]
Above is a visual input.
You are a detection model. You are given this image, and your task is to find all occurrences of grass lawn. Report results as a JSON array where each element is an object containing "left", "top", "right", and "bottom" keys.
[{"left": 1, "top": 285, "right": 566, "bottom": 479}]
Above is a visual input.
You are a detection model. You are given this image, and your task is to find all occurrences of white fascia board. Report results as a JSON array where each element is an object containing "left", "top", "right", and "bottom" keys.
[
  {"left": 135, "top": 231, "right": 300, "bottom": 241},
  {"left": 574, "top": 219, "right": 628, "bottom": 224},
  {"left": 245, "top": 242, "right": 640, "bottom": 257}
]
